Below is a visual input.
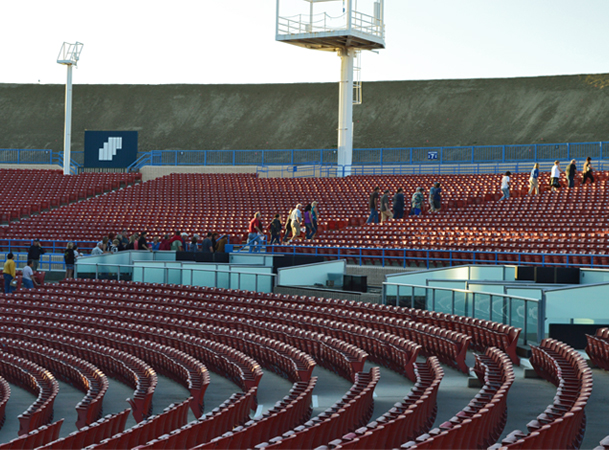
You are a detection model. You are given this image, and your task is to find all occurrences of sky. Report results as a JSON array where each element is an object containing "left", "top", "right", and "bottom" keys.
[{"left": 1, "top": 0, "right": 609, "bottom": 85}]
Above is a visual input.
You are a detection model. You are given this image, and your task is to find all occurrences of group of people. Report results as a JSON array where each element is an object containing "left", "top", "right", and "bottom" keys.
[
  {"left": 2, "top": 239, "right": 46, "bottom": 293},
  {"left": 366, "top": 183, "right": 442, "bottom": 223},
  {"left": 245, "top": 202, "right": 320, "bottom": 252},
  {"left": 59, "top": 230, "right": 229, "bottom": 279},
  {"left": 3, "top": 254, "right": 39, "bottom": 293},
  {"left": 500, "top": 157, "right": 596, "bottom": 199}
]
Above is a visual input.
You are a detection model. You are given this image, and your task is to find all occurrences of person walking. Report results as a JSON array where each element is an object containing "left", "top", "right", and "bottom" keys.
[
  {"left": 22, "top": 260, "right": 39, "bottom": 289},
  {"left": 283, "top": 208, "right": 293, "bottom": 242},
  {"left": 392, "top": 188, "right": 405, "bottom": 219},
  {"left": 247, "top": 212, "right": 263, "bottom": 252},
  {"left": 380, "top": 189, "right": 393, "bottom": 223},
  {"left": 429, "top": 182, "right": 442, "bottom": 212},
  {"left": 268, "top": 214, "right": 282, "bottom": 245},
  {"left": 64, "top": 243, "right": 75, "bottom": 279},
  {"left": 529, "top": 163, "right": 540, "bottom": 195},
  {"left": 550, "top": 161, "right": 561, "bottom": 192},
  {"left": 565, "top": 159, "right": 577, "bottom": 188},
  {"left": 3, "top": 253, "right": 16, "bottom": 294},
  {"left": 27, "top": 239, "right": 45, "bottom": 271},
  {"left": 288, "top": 204, "right": 303, "bottom": 244},
  {"left": 303, "top": 204, "right": 314, "bottom": 239},
  {"left": 582, "top": 156, "right": 595, "bottom": 185},
  {"left": 499, "top": 171, "right": 511, "bottom": 201},
  {"left": 310, "top": 201, "right": 320, "bottom": 242},
  {"left": 411, "top": 187, "right": 424, "bottom": 216},
  {"left": 366, "top": 187, "right": 380, "bottom": 224}
]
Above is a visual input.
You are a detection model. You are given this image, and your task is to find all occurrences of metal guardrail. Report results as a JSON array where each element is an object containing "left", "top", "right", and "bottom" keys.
[
  {"left": 382, "top": 281, "right": 543, "bottom": 345},
  {"left": 264, "top": 245, "right": 609, "bottom": 269},
  {"left": 77, "top": 262, "right": 275, "bottom": 292},
  {"left": 4, "top": 240, "right": 609, "bottom": 271},
  {"left": 122, "top": 141, "right": 609, "bottom": 171},
  {"left": 0, "top": 149, "right": 80, "bottom": 174}
]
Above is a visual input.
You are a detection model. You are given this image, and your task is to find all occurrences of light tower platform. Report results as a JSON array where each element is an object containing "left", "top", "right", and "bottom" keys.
[
  {"left": 276, "top": 7, "right": 385, "bottom": 51},
  {"left": 276, "top": 0, "right": 385, "bottom": 177}
]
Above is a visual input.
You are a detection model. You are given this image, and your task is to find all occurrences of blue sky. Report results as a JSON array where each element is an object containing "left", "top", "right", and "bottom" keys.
[{"left": 1, "top": 0, "right": 608, "bottom": 85}]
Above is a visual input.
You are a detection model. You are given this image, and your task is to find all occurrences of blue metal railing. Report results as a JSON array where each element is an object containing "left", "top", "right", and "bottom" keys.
[
  {"left": 0, "top": 149, "right": 80, "bottom": 174},
  {"left": 125, "top": 140, "right": 609, "bottom": 171},
  {"left": 260, "top": 245, "right": 609, "bottom": 270},
  {"left": 4, "top": 239, "right": 607, "bottom": 272}
]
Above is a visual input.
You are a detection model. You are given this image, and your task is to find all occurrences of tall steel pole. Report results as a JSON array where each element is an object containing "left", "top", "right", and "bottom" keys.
[
  {"left": 337, "top": 48, "right": 354, "bottom": 177},
  {"left": 63, "top": 64, "right": 73, "bottom": 175}
]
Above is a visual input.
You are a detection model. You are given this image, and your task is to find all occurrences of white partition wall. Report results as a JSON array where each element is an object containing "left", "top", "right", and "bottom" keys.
[{"left": 277, "top": 260, "right": 346, "bottom": 287}]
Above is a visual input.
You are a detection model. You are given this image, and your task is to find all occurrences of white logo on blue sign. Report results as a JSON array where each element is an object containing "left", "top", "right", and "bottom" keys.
[{"left": 99, "top": 137, "right": 123, "bottom": 161}]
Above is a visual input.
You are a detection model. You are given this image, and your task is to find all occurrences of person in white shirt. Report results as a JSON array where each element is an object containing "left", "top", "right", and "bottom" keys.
[
  {"left": 288, "top": 204, "right": 303, "bottom": 244},
  {"left": 550, "top": 161, "right": 561, "bottom": 192},
  {"left": 91, "top": 242, "right": 104, "bottom": 256},
  {"left": 499, "top": 171, "right": 511, "bottom": 201},
  {"left": 528, "top": 163, "right": 540, "bottom": 195},
  {"left": 22, "top": 260, "right": 39, "bottom": 289}
]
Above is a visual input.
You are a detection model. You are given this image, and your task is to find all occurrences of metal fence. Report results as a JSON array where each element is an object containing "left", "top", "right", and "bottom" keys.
[{"left": 125, "top": 141, "right": 609, "bottom": 171}]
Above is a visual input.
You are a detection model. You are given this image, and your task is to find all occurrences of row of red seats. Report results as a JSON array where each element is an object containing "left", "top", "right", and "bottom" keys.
[
  {"left": 0, "top": 352, "right": 58, "bottom": 435},
  {"left": 261, "top": 368, "right": 380, "bottom": 449},
  {"left": 403, "top": 347, "right": 514, "bottom": 448},
  {"left": 87, "top": 400, "right": 189, "bottom": 450},
  {"left": 191, "top": 378, "right": 317, "bottom": 450},
  {"left": 329, "top": 358, "right": 443, "bottom": 449},
  {"left": 38, "top": 409, "right": 130, "bottom": 450},
  {"left": 0, "top": 420, "right": 63, "bottom": 450},
  {"left": 0, "top": 376, "right": 8, "bottom": 430},
  {"left": 0, "top": 314, "right": 158, "bottom": 424},
  {"left": 494, "top": 338, "right": 592, "bottom": 448},
  {"left": 0, "top": 169, "right": 139, "bottom": 224},
  {"left": 0, "top": 307, "right": 203, "bottom": 421},
  {"left": 101, "top": 389, "right": 257, "bottom": 449},
  {"left": 586, "top": 327, "right": 609, "bottom": 371},
  {"left": 61, "top": 279, "right": 520, "bottom": 374},
  {"left": 0, "top": 337, "right": 108, "bottom": 429}
]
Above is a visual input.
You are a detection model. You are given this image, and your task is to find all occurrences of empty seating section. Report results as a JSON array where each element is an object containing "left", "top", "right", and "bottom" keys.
[
  {"left": 0, "top": 169, "right": 139, "bottom": 226},
  {"left": 493, "top": 338, "right": 592, "bottom": 449},
  {"left": 402, "top": 347, "right": 514, "bottom": 449},
  {"left": 0, "top": 337, "right": 109, "bottom": 429},
  {"left": 38, "top": 409, "right": 131, "bottom": 449},
  {"left": 89, "top": 400, "right": 191, "bottom": 449},
  {"left": 0, "top": 376, "right": 8, "bottom": 430},
  {"left": 187, "top": 378, "right": 317, "bottom": 450},
  {"left": 115, "top": 389, "right": 257, "bottom": 449},
  {"left": 0, "top": 351, "right": 59, "bottom": 435},
  {"left": 0, "top": 277, "right": 598, "bottom": 448},
  {"left": 0, "top": 420, "right": 63, "bottom": 450},
  {"left": 259, "top": 368, "right": 380, "bottom": 449},
  {"left": 586, "top": 327, "right": 609, "bottom": 371},
  {"left": 0, "top": 318, "right": 157, "bottom": 424},
  {"left": 328, "top": 358, "right": 443, "bottom": 449}
]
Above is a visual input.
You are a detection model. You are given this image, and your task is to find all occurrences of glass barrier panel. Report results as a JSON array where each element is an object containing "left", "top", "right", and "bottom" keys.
[
  {"left": 526, "top": 301, "right": 540, "bottom": 344},
  {"left": 510, "top": 298, "right": 526, "bottom": 340},
  {"left": 473, "top": 293, "right": 491, "bottom": 319}
]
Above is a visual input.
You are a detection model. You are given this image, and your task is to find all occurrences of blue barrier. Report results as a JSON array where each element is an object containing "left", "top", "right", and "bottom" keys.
[
  {"left": 261, "top": 245, "right": 609, "bottom": 269},
  {"left": 125, "top": 141, "right": 609, "bottom": 171},
  {"left": 0, "top": 149, "right": 81, "bottom": 174}
]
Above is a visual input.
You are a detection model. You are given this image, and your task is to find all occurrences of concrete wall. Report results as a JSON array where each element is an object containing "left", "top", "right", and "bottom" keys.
[{"left": 1, "top": 74, "right": 608, "bottom": 156}]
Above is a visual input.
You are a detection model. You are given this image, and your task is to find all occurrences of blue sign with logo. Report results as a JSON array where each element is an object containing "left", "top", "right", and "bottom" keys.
[
  {"left": 84, "top": 131, "right": 138, "bottom": 168},
  {"left": 428, "top": 151, "right": 438, "bottom": 160}
]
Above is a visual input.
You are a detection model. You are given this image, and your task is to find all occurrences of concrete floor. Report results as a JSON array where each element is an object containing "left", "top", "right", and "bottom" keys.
[{"left": 0, "top": 353, "right": 607, "bottom": 448}]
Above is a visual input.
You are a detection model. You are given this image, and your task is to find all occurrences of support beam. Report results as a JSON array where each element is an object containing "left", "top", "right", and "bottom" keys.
[
  {"left": 337, "top": 47, "right": 354, "bottom": 177},
  {"left": 63, "top": 64, "right": 73, "bottom": 175}
]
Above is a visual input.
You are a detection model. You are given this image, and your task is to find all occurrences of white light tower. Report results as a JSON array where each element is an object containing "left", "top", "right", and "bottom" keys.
[
  {"left": 57, "top": 42, "right": 84, "bottom": 175},
  {"left": 276, "top": 0, "right": 385, "bottom": 176}
]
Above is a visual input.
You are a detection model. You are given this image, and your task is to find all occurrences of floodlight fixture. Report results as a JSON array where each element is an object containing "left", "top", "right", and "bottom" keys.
[{"left": 57, "top": 42, "right": 84, "bottom": 175}]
